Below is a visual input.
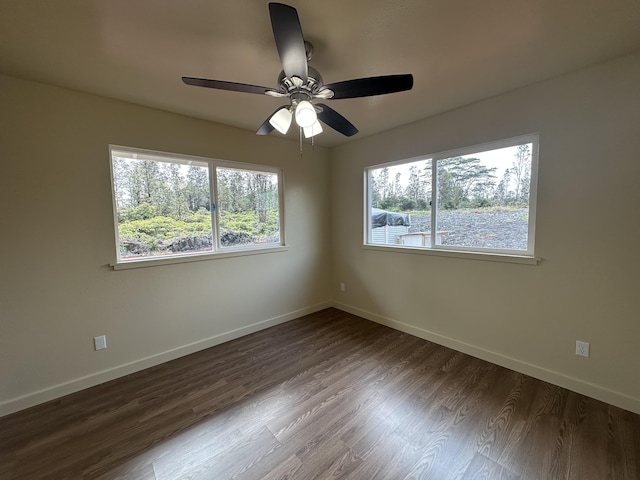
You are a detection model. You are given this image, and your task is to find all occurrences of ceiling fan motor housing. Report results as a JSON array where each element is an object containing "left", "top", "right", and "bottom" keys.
[{"left": 277, "top": 66, "right": 324, "bottom": 97}]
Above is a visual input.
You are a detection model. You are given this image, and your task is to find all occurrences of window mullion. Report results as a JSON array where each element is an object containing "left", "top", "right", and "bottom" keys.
[
  {"left": 210, "top": 163, "right": 220, "bottom": 251},
  {"left": 431, "top": 158, "right": 437, "bottom": 248},
  {"left": 365, "top": 170, "right": 373, "bottom": 244}
]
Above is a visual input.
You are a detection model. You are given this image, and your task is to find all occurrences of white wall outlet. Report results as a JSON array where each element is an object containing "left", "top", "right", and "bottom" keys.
[
  {"left": 340, "top": 282, "right": 345, "bottom": 292},
  {"left": 94, "top": 335, "right": 107, "bottom": 351},
  {"left": 576, "top": 340, "right": 590, "bottom": 358}
]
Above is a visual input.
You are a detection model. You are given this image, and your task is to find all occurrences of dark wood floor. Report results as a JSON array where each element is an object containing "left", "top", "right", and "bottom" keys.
[{"left": 1, "top": 308, "right": 639, "bottom": 480}]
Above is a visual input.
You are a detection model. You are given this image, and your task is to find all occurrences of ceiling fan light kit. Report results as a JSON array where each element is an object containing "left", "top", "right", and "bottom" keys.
[
  {"left": 269, "top": 107, "right": 292, "bottom": 134},
  {"left": 294, "top": 100, "right": 317, "bottom": 128},
  {"left": 303, "top": 120, "right": 323, "bottom": 139},
  {"left": 182, "top": 2, "right": 413, "bottom": 142}
]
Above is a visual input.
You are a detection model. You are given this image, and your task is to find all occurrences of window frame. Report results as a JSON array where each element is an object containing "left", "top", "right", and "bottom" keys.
[
  {"left": 364, "top": 134, "right": 539, "bottom": 262},
  {"left": 109, "top": 145, "right": 286, "bottom": 269}
]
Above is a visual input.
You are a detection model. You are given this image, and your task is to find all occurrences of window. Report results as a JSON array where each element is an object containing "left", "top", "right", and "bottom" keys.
[
  {"left": 366, "top": 135, "right": 538, "bottom": 257},
  {"left": 110, "top": 146, "right": 283, "bottom": 264}
]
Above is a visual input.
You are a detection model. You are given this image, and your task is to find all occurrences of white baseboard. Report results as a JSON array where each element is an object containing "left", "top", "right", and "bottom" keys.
[
  {"left": 332, "top": 301, "right": 640, "bottom": 415},
  {"left": 0, "top": 301, "right": 332, "bottom": 418}
]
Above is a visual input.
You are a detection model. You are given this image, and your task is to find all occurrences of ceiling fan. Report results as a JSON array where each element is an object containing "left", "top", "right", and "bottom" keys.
[{"left": 182, "top": 3, "right": 413, "bottom": 139}]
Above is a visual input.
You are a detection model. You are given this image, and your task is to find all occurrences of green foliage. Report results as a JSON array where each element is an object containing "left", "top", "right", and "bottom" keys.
[
  {"left": 379, "top": 197, "right": 398, "bottom": 211},
  {"left": 182, "top": 208, "right": 211, "bottom": 224},
  {"left": 471, "top": 197, "right": 492, "bottom": 208},
  {"left": 112, "top": 157, "right": 211, "bottom": 222},
  {"left": 119, "top": 208, "right": 279, "bottom": 255},
  {"left": 113, "top": 155, "right": 281, "bottom": 255},
  {"left": 437, "top": 169, "right": 464, "bottom": 209},
  {"left": 415, "top": 198, "right": 428, "bottom": 210},
  {"left": 399, "top": 198, "right": 416, "bottom": 211},
  {"left": 371, "top": 145, "right": 533, "bottom": 214},
  {"left": 119, "top": 215, "right": 208, "bottom": 241},
  {"left": 118, "top": 214, "right": 211, "bottom": 256},
  {"left": 219, "top": 209, "right": 279, "bottom": 238},
  {"left": 122, "top": 203, "right": 158, "bottom": 221}
]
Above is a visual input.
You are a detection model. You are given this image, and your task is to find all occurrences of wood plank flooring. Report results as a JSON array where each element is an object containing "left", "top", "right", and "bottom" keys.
[{"left": 1, "top": 308, "right": 639, "bottom": 479}]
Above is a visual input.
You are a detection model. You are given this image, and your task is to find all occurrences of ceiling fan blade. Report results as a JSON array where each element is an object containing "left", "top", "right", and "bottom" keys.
[
  {"left": 316, "top": 103, "right": 359, "bottom": 137},
  {"left": 256, "top": 106, "right": 289, "bottom": 135},
  {"left": 182, "top": 77, "right": 277, "bottom": 95},
  {"left": 256, "top": 119, "right": 275, "bottom": 136},
  {"left": 269, "top": 3, "right": 308, "bottom": 83},
  {"left": 322, "top": 74, "right": 413, "bottom": 99}
]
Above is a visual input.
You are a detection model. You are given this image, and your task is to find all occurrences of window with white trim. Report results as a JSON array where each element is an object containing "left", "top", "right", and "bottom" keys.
[
  {"left": 365, "top": 135, "right": 538, "bottom": 257},
  {"left": 110, "top": 146, "right": 283, "bottom": 263}
]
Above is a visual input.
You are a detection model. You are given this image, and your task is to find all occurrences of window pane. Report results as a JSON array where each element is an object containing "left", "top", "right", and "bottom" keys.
[
  {"left": 111, "top": 154, "right": 213, "bottom": 259},
  {"left": 435, "top": 143, "right": 532, "bottom": 251},
  {"left": 368, "top": 159, "right": 432, "bottom": 245},
  {"left": 216, "top": 167, "right": 281, "bottom": 247}
]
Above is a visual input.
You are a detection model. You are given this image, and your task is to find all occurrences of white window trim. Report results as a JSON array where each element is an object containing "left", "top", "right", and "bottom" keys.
[
  {"left": 364, "top": 134, "right": 540, "bottom": 263},
  {"left": 362, "top": 244, "right": 539, "bottom": 265},
  {"left": 110, "top": 246, "right": 289, "bottom": 270},
  {"left": 109, "top": 145, "right": 286, "bottom": 269}
]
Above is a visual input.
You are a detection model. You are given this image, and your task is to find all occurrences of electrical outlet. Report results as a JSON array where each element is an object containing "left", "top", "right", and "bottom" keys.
[
  {"left": 575, "top": 340, "right": 590, "bottom": 358},
  {"left": 94, "top": 335, "right": 107, "bottom": 351},
  {"left": 340, "top": 282, "right": 345, "bottom": 292}
]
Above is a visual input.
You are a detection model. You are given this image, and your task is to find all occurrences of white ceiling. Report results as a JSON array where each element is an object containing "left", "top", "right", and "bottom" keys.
[{"left": 2, "top": 0, "right": 639, "bottom": 148}]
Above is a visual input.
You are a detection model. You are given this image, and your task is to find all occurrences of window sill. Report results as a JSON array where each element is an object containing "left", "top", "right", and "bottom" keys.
[
  {"left": 111, "top": 245, "right": 289, "bottom": 270},
  {"left": 362, "top": 244, "right": 540, "bottom": 265}
]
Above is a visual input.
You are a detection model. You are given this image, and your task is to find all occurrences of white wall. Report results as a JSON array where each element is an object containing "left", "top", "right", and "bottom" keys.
[
  {"left": 330, "top": 53, "right": 640, "bottom": 414},
  {"left": 0, "top": 75, "right": 332, "bottom": 415}
]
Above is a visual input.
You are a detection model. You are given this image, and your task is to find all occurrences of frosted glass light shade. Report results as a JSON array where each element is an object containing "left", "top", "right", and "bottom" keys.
[
  {"left": 269, "top": 107, "right": 292, "bottom": 134},
  {"left": 295, "top": 100, "right": 317, "bottom": 128},
  {"left": 303, "top": 120, "right": 323, "bottom": 138}
]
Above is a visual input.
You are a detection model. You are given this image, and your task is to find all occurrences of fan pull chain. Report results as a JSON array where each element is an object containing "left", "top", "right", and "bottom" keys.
[{"left": 299, "top": 127, "right": 303, "bottom": 158}]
